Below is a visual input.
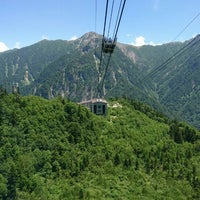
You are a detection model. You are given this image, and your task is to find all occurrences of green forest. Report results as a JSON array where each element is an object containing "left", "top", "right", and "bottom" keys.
[{"left": 0, "top": 89, "right": 200, "bottom": 199}]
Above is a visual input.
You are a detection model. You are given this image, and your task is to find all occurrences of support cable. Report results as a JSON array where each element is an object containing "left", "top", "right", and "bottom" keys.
[
  {"left": 137, "top": 35, "right": 200, "bottom": 92},
  {"left": 148, "top": 34, "right": 200, "bottom": 78},
  {"left": 113, "top": 0, "right": 126, "bottom": 41},
  {"left": 173, "top": 11, "right": 200, "bottom": 42},
  {"left": 103, "top": 0, "right": 109, "bottom": 38},
  {"left": 169, "top": 52, "right": 200, "bottom": 93},
  {"left": 107, "top": 0, "right": 115, "bottom": 38},
  {"left": 98, "top": 0, "right": 109, "bottom": 96},
  {"left": 98, "top": 0, "right": 127, "bottom": 98},
  {"left": 102, "top": 53, "right": 112, "bottom": 87},
  {"left": 98, "top": 53, "right": 112, "bottom": 97},
  {"left": 112, "top": 0, "right": 123, "bottom": 40},
  {"left": 147, "top": 10, "right": 200, "bottom": 79}
]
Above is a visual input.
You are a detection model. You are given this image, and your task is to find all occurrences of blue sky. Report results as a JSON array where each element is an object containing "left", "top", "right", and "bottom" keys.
[{"left": 0, "top": 0, "right": 199, "bottom": 52}]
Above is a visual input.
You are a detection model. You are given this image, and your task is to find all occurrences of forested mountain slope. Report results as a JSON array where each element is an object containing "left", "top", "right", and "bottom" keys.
[
  {"left": 152, "top": 36, "right": 200, "bottom": 129},
  {"left": 32, "top": 38, "right": 151, "bottom": 104},
  {"left": 112, "top": 35, "right": 200, "bottom": 128},
  {"left": 0, "top": 32, "right": 200, "bottom": 128},
  {"left": 0, "top": 39, "right": 76, "bottom": 92},
  {"left": 0, "top": 92, "right": 200, "bottom": 199}
]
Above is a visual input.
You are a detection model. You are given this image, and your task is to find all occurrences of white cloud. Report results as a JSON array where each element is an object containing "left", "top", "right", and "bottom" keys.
[
  {"left": 131, "top": 36, "right": 146, "bottom": 46},
  {"left": 149, "top": 41, "right": 160, "bottom": 46},
  {"left": 42, "top": 36, "right": 49, "bottom": 40},
  {"left": 15, "top": 42, "right": 21, "bottom": 49},
  {"left": 0, "top": 42, "right": 9, "bottom": 52},
  {"left": 131, "top": 36, "right": 160, "bottom": 46},
  {"left": 69, "top": 35, "right": 78, "bottom": 41}
]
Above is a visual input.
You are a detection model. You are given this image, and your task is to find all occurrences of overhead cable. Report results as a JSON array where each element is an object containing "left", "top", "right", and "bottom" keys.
[
  {"left": 113, "top": 0, "right": 126, "bottom": 41},
  {"left": 147, "top": 10, "right": 200, "bottom": 79},
  {"left": 173, "top": 11, "right": 200, "bottom": 41},
  {"left": 148, "top": 34, "right": 200, "bottom": 78},
  {"left": 107, "top": 0, "right": 115, "bottom": 38},
  {"left": 98, "top": 0, "right": 127, "bottom": 98}
]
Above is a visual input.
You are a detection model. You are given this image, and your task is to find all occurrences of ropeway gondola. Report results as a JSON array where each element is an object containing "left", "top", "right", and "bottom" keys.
[
  {"left": 102, "top": 37, "right": 117, "bottom": 54},
  {"left": 79, "top": 98, "right": 108, "bottom": 116}
]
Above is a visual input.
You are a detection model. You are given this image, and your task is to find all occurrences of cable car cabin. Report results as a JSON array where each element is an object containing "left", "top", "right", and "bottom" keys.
[
  {"left": 79, "top": 98, "right": 108, "bottom": 116},
  {"left": 102, "top": 37, "right": 116, "bottom": 54}
]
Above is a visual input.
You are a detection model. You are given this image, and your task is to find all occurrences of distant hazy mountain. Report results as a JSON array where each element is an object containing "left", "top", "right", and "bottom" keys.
[{"left": 0, "top": 32, "right": 200, "bottom": 128}]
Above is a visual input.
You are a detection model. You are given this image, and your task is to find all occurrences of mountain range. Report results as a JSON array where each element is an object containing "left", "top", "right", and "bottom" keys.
[{"left": 0, "top": 32, "right": 200, "bottom": 128}]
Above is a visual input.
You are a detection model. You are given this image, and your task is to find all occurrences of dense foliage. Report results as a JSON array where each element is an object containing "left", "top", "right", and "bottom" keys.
[{"left": 0, "top": 93, "right": 199, "bottom": 199}]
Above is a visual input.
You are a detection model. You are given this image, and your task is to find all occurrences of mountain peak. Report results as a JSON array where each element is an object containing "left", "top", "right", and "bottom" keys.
[
  {"left": 80, "top": 32, "right": 101, "bottom": 40},
  {"left": 77, "top": 32, "right": 101, "bottom": 51}
]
